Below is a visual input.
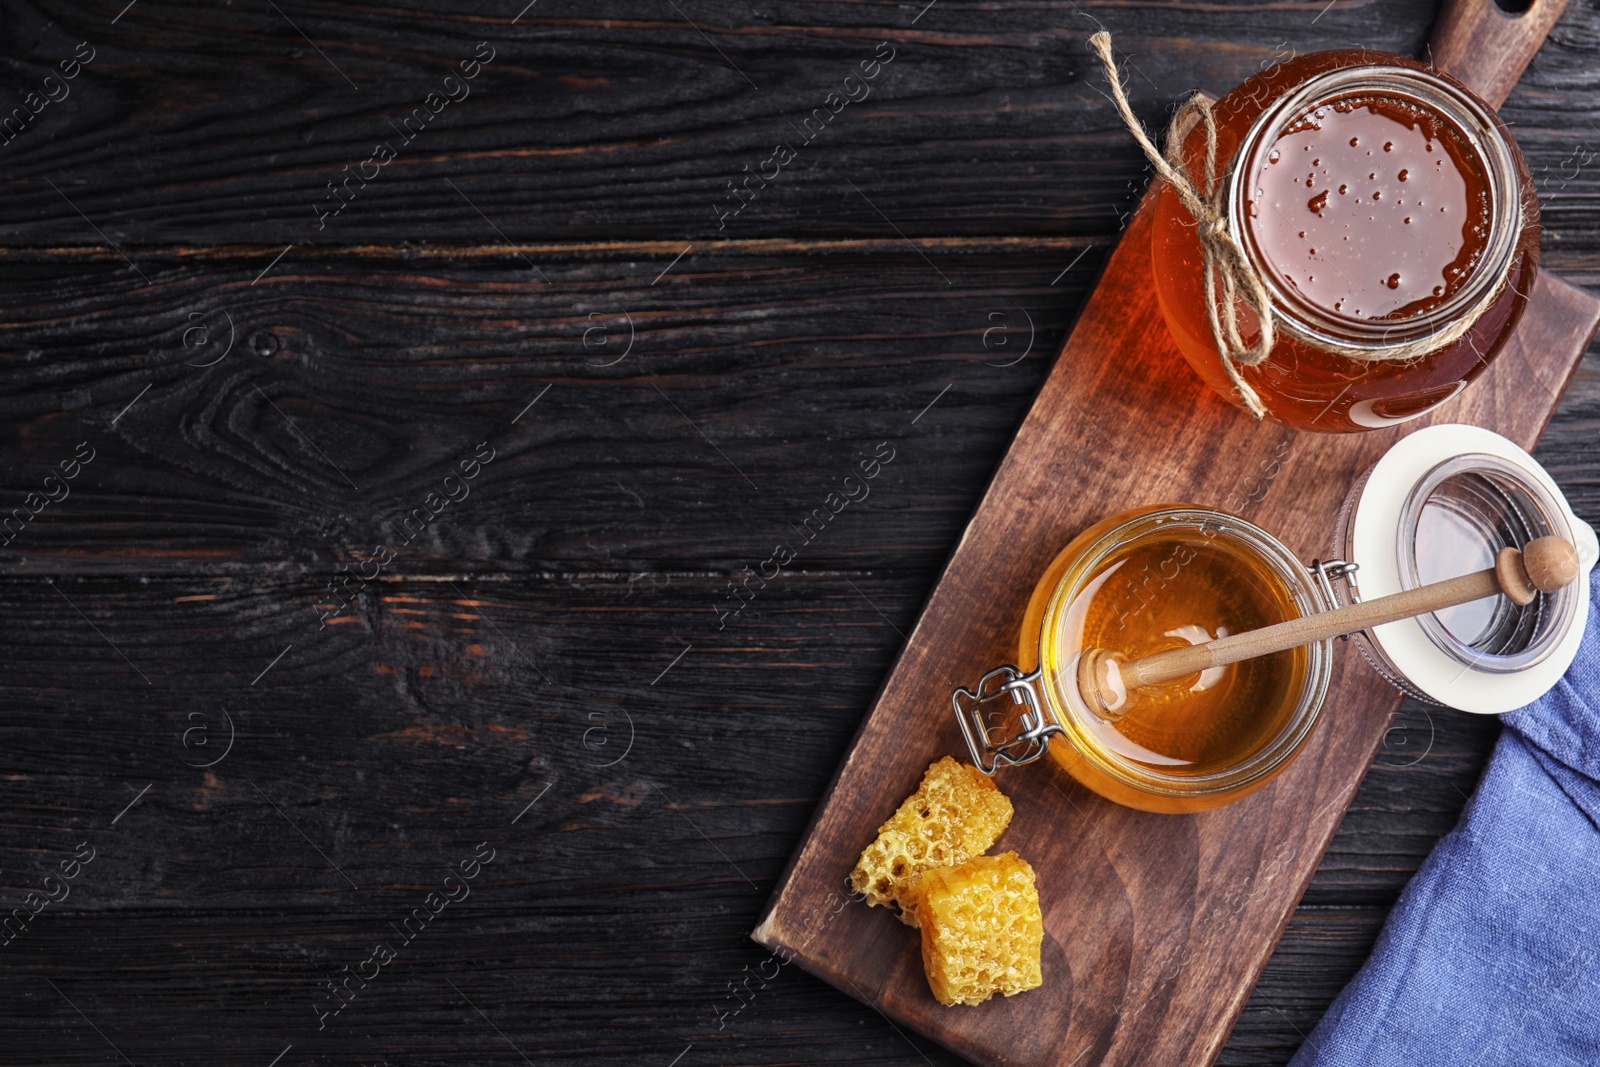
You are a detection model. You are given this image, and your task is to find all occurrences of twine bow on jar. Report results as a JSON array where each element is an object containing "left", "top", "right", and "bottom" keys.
[
  {"left": 1088, "top": 32, "right": 1275, "bottom": 417},
  {"left": 1088, "top": 31, "right": 1508, "bottom": 420}
]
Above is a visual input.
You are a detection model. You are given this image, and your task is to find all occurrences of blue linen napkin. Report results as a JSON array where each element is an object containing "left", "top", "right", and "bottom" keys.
[{"left": 1290, "top": 567, "right": 1600, "bottom": 1067}]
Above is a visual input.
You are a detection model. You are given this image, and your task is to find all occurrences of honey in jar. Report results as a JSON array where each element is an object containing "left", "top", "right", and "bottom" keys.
[
  {"left": 1151, "top": 51, "right": 1540, "bottom": 432},
  {"left": 1025, "top": 535, "right": 1305, "bottom": 781},
  {"left": 994, "top": 506, "right": 1331, "bottom": 814}
]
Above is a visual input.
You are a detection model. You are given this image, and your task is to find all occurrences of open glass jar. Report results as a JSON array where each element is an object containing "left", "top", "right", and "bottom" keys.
[
  {"left": 1150, "top": 51, "right": 1540, "bottom": 432},
  {"left": 1332, "top": 424, "right": 1596, "bottom": 709},
  {"left": 953, "top": 426, "right": 1596, "bottom": 813}
]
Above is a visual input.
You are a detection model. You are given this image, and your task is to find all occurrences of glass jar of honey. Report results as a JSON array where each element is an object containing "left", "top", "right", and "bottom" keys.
[
  {"left": 1150, "top": 51, "right": 1540, "bottom": 432},
  {"left": 953, "top": 427, "right": 1597, "bottom": 813},
  {"left": 953, "top": 506, "right": 1334, "bottom": 814}
]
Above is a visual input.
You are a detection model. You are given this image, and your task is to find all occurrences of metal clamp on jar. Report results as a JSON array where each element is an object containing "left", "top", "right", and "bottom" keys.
[{"left": 953, "top": 425, "right": 1597, "bottom": 813}]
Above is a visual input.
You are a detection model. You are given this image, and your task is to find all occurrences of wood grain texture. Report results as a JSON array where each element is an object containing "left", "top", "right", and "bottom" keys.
[
  {"left": 751, "top": 181, "right": 1600, "bottom": 1066},
  {"left": 0, "top": 0, "right": 1417, "bottom": 243},
  {"left": 0, "top": 0, "right": 1592, "bottom": 245},
  {"left": 0, "top": 242, "right": 1087, "bottom": 576},
  {"left": 0, "top": 569, "right": 969, "bottom": 1067},
  {"left": 1, "top": 246, "right": 1597, "bottom": 578},
  {"left": 1, "top": 1, "right": 1598, "bottom": 1065}
]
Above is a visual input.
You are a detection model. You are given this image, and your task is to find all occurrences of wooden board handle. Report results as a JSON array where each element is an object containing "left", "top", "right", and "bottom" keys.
[{"left": 1428, "top": 0, "right": 1570, "bottom": 109}]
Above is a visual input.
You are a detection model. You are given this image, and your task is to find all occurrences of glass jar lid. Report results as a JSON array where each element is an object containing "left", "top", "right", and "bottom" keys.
[{"left": 1336, "top": 424, "right": 1599, "bottom": 712}]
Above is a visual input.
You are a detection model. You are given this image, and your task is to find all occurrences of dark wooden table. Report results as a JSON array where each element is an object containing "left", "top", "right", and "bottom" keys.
[{"left": 1, "top": 3, "right": 1595, "bottom": 1065}]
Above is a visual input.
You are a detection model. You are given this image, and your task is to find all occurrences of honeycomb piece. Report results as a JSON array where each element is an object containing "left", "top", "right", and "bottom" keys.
[
  {"left": 849, "top": 756, "right": 1013, "bottom": 928},
  {"left": 917, "top": 851, "right": 1044, "bottom": 1007}
]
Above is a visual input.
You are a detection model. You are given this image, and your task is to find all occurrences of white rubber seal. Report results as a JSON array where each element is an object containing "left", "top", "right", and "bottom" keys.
[{"left": 1350, "top": 424, "right": 1599, "bottom": 714}]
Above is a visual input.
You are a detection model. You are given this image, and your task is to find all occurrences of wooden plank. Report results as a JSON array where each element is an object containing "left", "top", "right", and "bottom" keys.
[
  {"left": 4, "top": 1, "right": 1598, "bottom": 245},
  {"left": 751, "top": 182, "right": 1600, "bottom": 1066},
  {"left": 0, "top": 572, "right": 914, "bottom": 904},
  {"left": 0, "top": 243, "right": 1091, "bottom": 575},
  {"left": 2, "top": 245, "right": 1596, "bottom": 582}
]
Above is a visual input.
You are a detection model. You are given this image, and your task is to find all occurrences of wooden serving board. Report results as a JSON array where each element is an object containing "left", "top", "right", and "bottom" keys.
[{"left": 753, "top": 8, "right": 1600, "bottom": 1063}]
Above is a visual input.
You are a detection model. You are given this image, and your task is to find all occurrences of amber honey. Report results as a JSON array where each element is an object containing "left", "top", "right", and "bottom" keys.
[
  {"left": 1151, "top": 51, "right": 1539, "bottom": 432},
  {"left": 1249, "top": 93, "right": 1490, "bottom": 320},
  {"left": 1015, "top": 507, "right": 1328, "bottom": 813}
]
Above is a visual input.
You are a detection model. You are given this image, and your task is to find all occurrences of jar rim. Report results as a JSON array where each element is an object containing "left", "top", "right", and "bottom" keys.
[
  {"left": 1225, "top": 63, "right": 1524, "bottom": 352},
  {"left": 1399, "top": 453, "right": 1578, "bottom": 674},
  {"left": 1035, "top": 506, "right": 1333, "bottom": 799}
]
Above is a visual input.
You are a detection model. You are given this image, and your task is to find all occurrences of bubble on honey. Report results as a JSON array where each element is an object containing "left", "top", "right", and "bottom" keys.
[{"left": 1269, "top": 149, "right": 1281, "bottom": 164}]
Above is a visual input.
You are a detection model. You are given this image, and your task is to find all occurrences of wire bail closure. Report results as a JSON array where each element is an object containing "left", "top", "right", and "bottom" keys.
[
  {"left": 1310, "top": 558, "right": 1361, "bottom": 638},
  {"left": 951, "top": 665, "right": 1064, "bottom": 775}
]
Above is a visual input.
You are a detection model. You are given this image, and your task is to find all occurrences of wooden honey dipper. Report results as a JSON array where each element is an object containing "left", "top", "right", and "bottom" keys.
[{"left": 1078, "top": 535, "right": 1582, "bottom": 720}]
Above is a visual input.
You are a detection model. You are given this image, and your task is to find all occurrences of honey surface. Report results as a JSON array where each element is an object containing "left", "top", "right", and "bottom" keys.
[
  {"left": 1246, "top": 93, "right": 1492, "bottom": 321},
  {"left": 1049, "top": 536, "right": 1306, "bottom": 776}
]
